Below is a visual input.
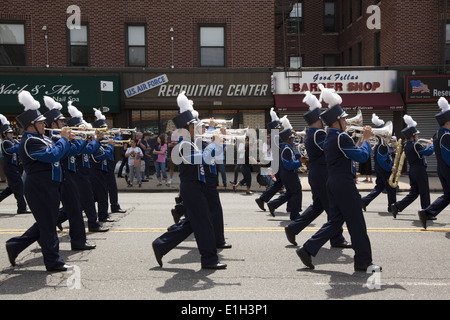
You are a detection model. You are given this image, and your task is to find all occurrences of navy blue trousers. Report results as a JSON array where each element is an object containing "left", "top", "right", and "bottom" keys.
[
  {"left": 57, "top": 170, "right": 87, "bottom": 247},
  {"left": 153, "top": 180, "right": 218, "bottom": 266},
  {"left": 6, "top": 174, "right": 65, "bottom": 270},
  {"left": 362, "top": 168, "right": 396, "bottom": 212},
  {"left": 287, "top": 167, "right": 345, "bottom": 245},
  {"left": 303, "top": 173, "right": 372, "bottom": 267},
  {"left": 0, "top": 165, "right": 27, "bottom": 211}
]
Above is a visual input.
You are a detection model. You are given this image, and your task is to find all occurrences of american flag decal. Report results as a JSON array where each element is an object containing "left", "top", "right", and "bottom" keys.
[{"left": 410, "top": 80, "right": 430, "bottom": 93}]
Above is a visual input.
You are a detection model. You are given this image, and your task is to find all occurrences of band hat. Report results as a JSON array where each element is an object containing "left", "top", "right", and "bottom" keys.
[
  {"left": 16, "top": 90, "right": 46, "bottom": 128},
  {"left": 371, "top": 113, "right": 385, "bottom": 128},
  {"left": 318, "top": 84, "right": 348, "bottom": 127},
  {"left": 66, "top": 101, "right": 84, "bottom": 127},
  {"left": 302, "top": 91, "right": 322, "bottom": 125},
  {"left": 172, "top": 91, "right": 197, "bottom": 129},
  {"left": 279, "top": 128, "right": 294, "bottom": 141},
  {"left": 435, "top": 97, "right": 450, "bottom": 126},
  {"left": 267, "top": 107, "right": 281, "bottom": 130},
  {"left": 92, "top": 108, "right": 107, "bottom": 128},
  {"left": 401, "top": 114, "right": 419, "bottom": 139},
  {"left": 0, "top": 114, "right": 13, "bottom": 134},
  {"left": 43, "top": 96, "right": 66, "bottom": 127}
]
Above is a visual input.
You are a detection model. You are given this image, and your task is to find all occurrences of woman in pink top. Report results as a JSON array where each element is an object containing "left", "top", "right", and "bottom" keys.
[{"left": 153, "top": 134, "right": 168, "bottom": 186}]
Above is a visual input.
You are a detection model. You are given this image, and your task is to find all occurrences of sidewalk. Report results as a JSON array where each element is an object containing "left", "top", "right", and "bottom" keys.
[{"left": 116, "top": 171, "right": 444, "bottom": 193}]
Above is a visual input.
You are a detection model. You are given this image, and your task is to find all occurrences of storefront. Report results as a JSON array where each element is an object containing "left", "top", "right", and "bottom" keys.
[
  {"left": 121, "top": 69, "right": 273, "bottom": 135},
  {"left": 405, "top": 75, "right": 450, "bottom": 172},
  {"left": 272, "top": 70, "right": 404, "bottom": 133},
  {"left": 0, "top": 73, "right": 121, "bottom": 133}
]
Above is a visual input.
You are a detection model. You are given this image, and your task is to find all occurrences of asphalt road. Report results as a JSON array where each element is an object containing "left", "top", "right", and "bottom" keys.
[{"left": 0, "top": 189, "right": 449, "bottom": 304}]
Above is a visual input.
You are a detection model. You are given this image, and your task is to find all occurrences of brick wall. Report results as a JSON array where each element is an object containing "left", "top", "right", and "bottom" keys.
[
  {"left": 275, "top": 0, "right": 450, "bottom": 68},
  {"left": 0, "top": 0, "right": 275, "bottom": 68}
]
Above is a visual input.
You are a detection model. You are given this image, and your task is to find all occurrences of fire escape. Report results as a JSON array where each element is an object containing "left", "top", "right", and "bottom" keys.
[{"left": 276, "top": 0, "right": 303, "bottom": 92}]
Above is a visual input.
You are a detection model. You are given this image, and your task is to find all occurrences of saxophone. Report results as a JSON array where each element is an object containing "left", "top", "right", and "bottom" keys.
[{"left": 388, "top": 138, "right": 405, "bottom": 188}]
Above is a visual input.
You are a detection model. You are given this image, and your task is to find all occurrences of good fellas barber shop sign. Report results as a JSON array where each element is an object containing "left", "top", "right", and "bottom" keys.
[{"left": 273, "top": 70, "right": 398, "bottom": 94}]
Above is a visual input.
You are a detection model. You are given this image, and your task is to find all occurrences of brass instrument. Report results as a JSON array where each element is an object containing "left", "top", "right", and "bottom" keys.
[
  {"left": 389, "top": 138, "right": 406, "bottom": 188},
  {"left": 346, "top": 109, "right": 363, "bottom": 127},
  {"left": 347, "top": 121, "right": 393, "bottom": 146},
  {"left": 101, "top": 139, "right": 131, "bottom": 147},
  {"left": 417, "top": 138, "right": 432, "bottom": 147},
  {"left": 200, "top": 118, "right": 233, "bottom": 128},
  {"left": 108, "top": 128, "right": 137, "bottom": 135}
]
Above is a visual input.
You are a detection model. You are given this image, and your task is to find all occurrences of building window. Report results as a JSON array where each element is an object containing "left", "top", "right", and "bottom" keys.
[
  {"left": 0, "top": 23, "right": 26, "bottom": 66},
  {"left": 323, "top": 54, "right": 339, "bottom": 66},
  {"left": 374, "top": 31, "right": 381, "bottom": 66},
  {"left": 69, "top": 25, "right": 88, "bottom": 66},
  {"left": 127, "top": 25, "right": 146, "bottom": 67},
  {"left": 199, "top": 26, "right": 225, "bottom": 67},
  {"left": 324, "top": 1, "right": 337, "bottom": 33},
  {"left": 289, "top": 55, "right": 303, "bottom": 68},
  {"left": 288, "top": 2, "right": 304, "bottom": 34},
  {"left": 446, "top": 23, "right": 450, "bottom": 64}
]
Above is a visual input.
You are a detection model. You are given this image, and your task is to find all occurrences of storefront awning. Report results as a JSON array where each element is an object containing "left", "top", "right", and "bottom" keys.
[{"left": 275, "top": 93, "right": 405, "bottom": 112}]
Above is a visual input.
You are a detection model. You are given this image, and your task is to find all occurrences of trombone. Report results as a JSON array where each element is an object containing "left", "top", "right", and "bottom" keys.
[{"left": 108, "top": 128, "right": 137, "bottom": 135}]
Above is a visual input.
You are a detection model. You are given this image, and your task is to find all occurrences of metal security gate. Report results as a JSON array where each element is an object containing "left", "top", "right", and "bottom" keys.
[{"left": 406, "top": 104, "right": 439, "bottom": 172}]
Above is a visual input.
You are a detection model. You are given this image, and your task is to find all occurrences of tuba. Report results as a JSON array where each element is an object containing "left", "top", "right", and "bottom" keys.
[{"left": 388, "top": 138, "right": 406, "bottom": 188}]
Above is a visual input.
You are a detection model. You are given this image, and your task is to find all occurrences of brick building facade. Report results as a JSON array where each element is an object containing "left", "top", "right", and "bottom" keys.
[{"left": 1, "top": 1, "right": 450, "bottom": 172}]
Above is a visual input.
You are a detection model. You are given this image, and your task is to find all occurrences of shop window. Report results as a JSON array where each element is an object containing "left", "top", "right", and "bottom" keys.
[
  {"left": 0, "top": 23, "right": 26, "bottom": 66},
  {"left": 69, "top": 25, "right": 88, "bottom": 66},
  {"left": 131, "top": 110, "right": 159, "bottom": 135},
  {"left": 323, "top": 54, "right": 339, "bottom": 66},
  {"left": 199, "top": 26, "right": 225, "bottom": 67},
  {"left": 127, "top": 25, "right": 146, "bottom": 67}
]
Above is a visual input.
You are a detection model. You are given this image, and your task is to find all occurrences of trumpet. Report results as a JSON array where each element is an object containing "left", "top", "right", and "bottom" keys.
[
  {"left": 101, "top": 139, "right": 131, "bottom": 147},
  {"left": 108, "top": 128, "right": 137, "bottom": 135},
  {"left": 389, "top": 138, "right": 406, "bottom": 188},
  {"left": 201, "top": 118, "right": 233, "bottom": 128}
]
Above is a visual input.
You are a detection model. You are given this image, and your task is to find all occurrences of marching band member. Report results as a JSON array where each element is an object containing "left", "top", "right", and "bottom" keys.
[
  {"left": 66, "top": 104, "right": 109, "bottom": 232},
  {"left": 285, "top": 92, "right": 350, "bottom": 248},
  {"left": 361, "top": 114, "right": 397, "bottom": 213},
  {"left": 391, "top": 115, "right": 434, "bottom": 218},
  {"left": 255, "top": 108, "right": 283, "bottom": 216},
  {"left": 152, "top": 92, "right": 226, "bottom": 269},
  {"left": 267, "top": 122, "right": 302, "bottom": 221},
  {"left": 296, "top": 85, "right": 381, "bottom": 272},
  {"left": 43, "top": 97, "right": 95, "bottom": 251},
  {"left": 0, "top": 114, "right": 30, "bottom": 214},
  {"left": 90, "top": 108, "right": 115, "bottom": 223},
  {"left": 419, "top": 97, "right": 450, "bottom": 228},
  {"left": 6, "top": 91, "right": 72, "bottom": 272}
]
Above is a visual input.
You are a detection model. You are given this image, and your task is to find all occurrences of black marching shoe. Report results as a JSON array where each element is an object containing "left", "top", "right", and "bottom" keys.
[
  {"left": 284, "top": 227, "right": 297, "bottom": 246},
  {"left": 331, "top": 241, "right": 352, "bottom": 248},
  {"left": 112, "top": 208, "right": 126, "bottom": 213},
  {"left": 391, "top": 203, "right": 399, "bottom": 219},
  {"left": 217, "top": 242, "right": 232, "bottom": 249},
  {"left": 48, "top": 264, "right": 74, "bottom": 272},
  {"left": 418, "top": 209, "right": 428, "bottom": 229},
  {"left": 6, "top": 244, "right": 17, "bottom": 266},
  {"left": 255, "top": 198, "right": 266, "bottom": 211},
  {"left": 354, "top": 264, "right": 382, "bottom": 272},
  {"left": 267, "top": 203, "right": 276, "bottom": 217},
  {"left": 17, "top": 209, "right": 32, "bottom": 214},
  {"left": 361, "top": 201, "right": 367, "bottom": 212},
  {"left": 296, "top": 247, "right": 314, "bottom": 269},
  {"left": 88, "top": 226, "right": 109, "bottom": 232},
  {"left": 152, "top": 243, "right": 163, "bottom": 267},
  {"left": 202, "top": 263, "right": 227, "bottom": 270},
  {"left": 72, "top": 243, "right": 96, "bottom": 251}
]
